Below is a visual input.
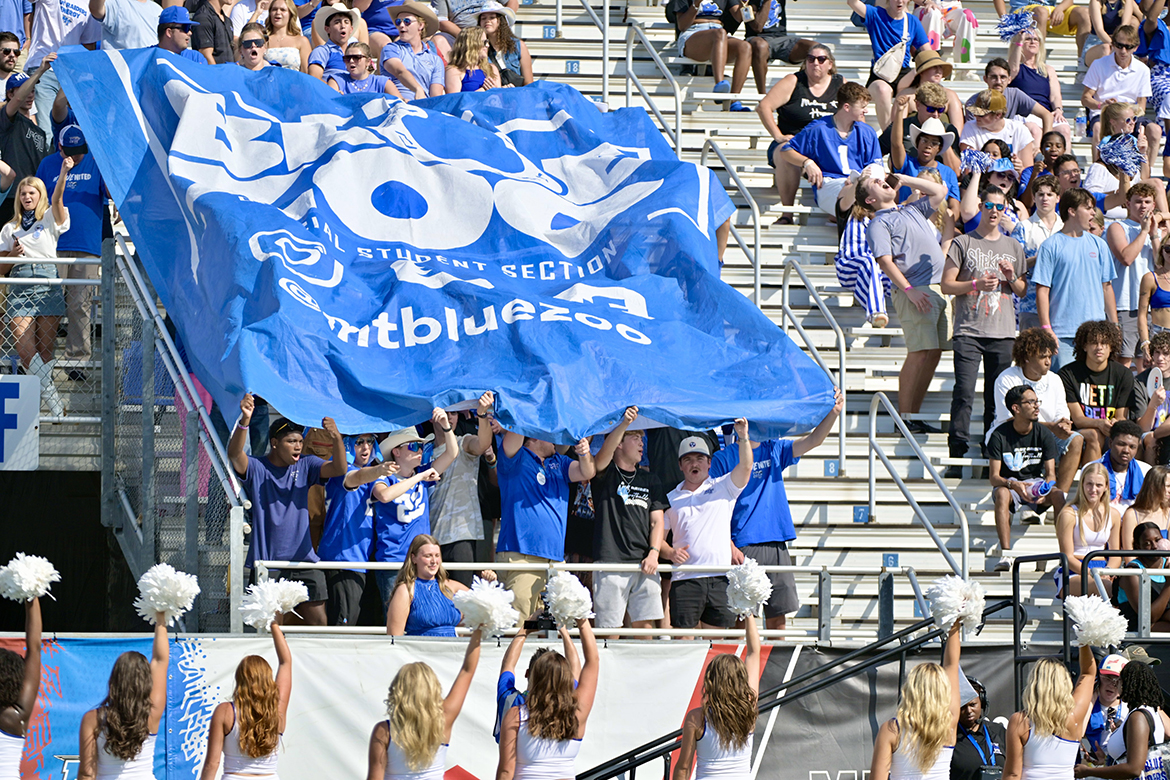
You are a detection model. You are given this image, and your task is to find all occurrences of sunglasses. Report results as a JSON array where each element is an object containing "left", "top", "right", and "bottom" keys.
[
  {"left": 0, "top": 48, "right": 18, "bottom": 56},
  {"left": 164, "top": 24, "right": 192, "bottom": 32},
  {"left": 982, "top": 201, "right": 1007, "bottom": 211},
  {"left": 805, "top": 54, "right": 829, "bottom": 64},
  {"left": 922, "top": 104, "right": 945, "bottom": 113},
  {"left": 355, "top": 436, "right": 377, "bottom": 446},
  {"left": 403, "top": 442, "right": 423, "bottom": 452},
  {"left": 342, "top": 54, "right": 367, "bottom": 62},
  {"left": 240, "top": 38, "right": 265, "bottom": 49},
  {"left": 1115, "top": 41, "right": 1137, "bottom": 50},
  {"left": 394, "top": 16, "right": 415, "bottom": 27}
]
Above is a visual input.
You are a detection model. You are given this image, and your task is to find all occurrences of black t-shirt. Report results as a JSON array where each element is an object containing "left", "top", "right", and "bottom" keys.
[
  {"left": 0, "top": 110, "right": 47, "bottom": 195},
  {"left": 646, "top": 427, "right": 721, "bottom": 492},
  {"left": 988, "top": 420, "right": 1059, "bottom": 480},
  {"left": 592, "top": 463, "right": 670, "bottom": 562},
  {"left": 189, "top": 0, "right": 236, "bottom": 64},
  {"left": 1059, "top": 360, "right": 1136, "bottom": 422},
  {"left": 950, "top": 720, "right": 1006, "bottom": 780}
]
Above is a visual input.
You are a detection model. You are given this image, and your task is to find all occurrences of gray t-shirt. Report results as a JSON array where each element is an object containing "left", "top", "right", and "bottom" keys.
[
  {"left": 946, "top": 232, "right": 1028, "bottom": 339},
  {"left": 965, "top": 86, "right": 1037, "bottom": 121},
  {"left": 866, "top": 197, "right": 946, "bottom": 287}
]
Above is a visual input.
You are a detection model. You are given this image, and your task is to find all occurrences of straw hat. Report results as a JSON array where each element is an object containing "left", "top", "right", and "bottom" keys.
[
  {"left": 913, "top": 49, "right": 953, "bottom": 80},
  {"left": 389, "top": 1, "right": 440, "bottom": 39}
]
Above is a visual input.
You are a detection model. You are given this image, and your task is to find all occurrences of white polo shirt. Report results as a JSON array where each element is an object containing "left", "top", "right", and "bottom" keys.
[
  {"left": 664, "top": 473, "right": 744, "bottom": 582},
  {"left": 1084, "top": 55, "right": 1152, "bottom": 120}
]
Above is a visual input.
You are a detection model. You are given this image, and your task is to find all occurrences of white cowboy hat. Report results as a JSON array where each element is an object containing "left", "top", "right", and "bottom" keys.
[
  {"left": 908, "top": 116, "right": 956, "bottom": 154},
  {"left": 312, "top": 2, "right": 361, "bottom": 46},
  {"left": 475, "top": 0, "right": 516, "bottom": 28}
]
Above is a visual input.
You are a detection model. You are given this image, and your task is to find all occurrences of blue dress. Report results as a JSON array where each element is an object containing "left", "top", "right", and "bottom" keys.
[{"left": 404, "top": 578, "right": 462, "bottom": 637}]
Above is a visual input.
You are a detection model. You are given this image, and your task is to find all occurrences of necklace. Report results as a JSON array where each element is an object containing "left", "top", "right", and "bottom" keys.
[{"left": 616, "top": 466, "right": 636, "bottom": 502}]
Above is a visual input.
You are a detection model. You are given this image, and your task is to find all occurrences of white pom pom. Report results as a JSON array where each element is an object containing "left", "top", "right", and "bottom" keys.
[
  {"left": 544, "top": 571, "right": 594, "bottom": 628},
  {"left": 926, "top": 576, "right": 986, "bottom": 632},
  {"left": 1065, "top": 594, "right": 1128, "bottom": 648},
  {"left": 452, "top": 577, "right": 520, "bottom": 637},
  {"left": 134, "top": 564, "right": 201, "bottom": 626},
  {"left": 239, "top": 580, "right": 309, "bottom": 632},
  {"left": 0, "top": 553, "right": 60, "bottom": 602},
  {"left": 726, "top": 559, "right": 774, "bottom": 618}
]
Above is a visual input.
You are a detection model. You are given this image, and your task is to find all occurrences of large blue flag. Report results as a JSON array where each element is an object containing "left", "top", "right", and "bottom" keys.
[{"left": 55, "top": 48, "right": 834, "bottom": 441}]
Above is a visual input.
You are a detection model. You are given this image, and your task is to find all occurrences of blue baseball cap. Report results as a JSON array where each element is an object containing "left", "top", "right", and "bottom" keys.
[
  {"left": 158, "top": 6, "right": 200, "bottom": 26},
  {"left": 59, "top": 124, "right": 87, "bottom": 155},
  {"left": 5, "top": 73, "right": 27, "bottom": 94}
]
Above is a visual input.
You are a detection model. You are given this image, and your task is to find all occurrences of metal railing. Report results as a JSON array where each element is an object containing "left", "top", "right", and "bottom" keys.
[
  {"left": 625, "top": 21, "right": 682, "bottom": 153},
  {"left": 1084, "top": 549, "right": 1170, "bottom": 641},
  {"left": 700, "top": 138, "right": 760, "bottom": 306},
  {"left": 255, "top": 560, "right": 930, "bottom": 642},
  {"left": 553, "top": 0, "right": 611, "bottom": 101},
  {"left": 1011, "top": 552, "right": 1070, "bottom": 711},
  {"left": 779, "top": 257, "right": 847, "bottom": 473},
  {"left": 867, "top": 392, "right": 968, "bottom": 578}
]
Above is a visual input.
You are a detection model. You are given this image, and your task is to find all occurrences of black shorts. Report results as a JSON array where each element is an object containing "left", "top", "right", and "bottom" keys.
[
  {"left": 867, "top": 64, "right": 912, "bottom": 89},
  {"left": 325, "top": 570, "right": 365, "bottom": 625},
  {"left": 747, "top": 32, "right": 800, "bottom": 62},
  {"left": 249, "top": 566, "right": 327, "bottom": 603},
  {"left": 740, "top": 542, "right": 801, "bottom": 618},
  {"left": 669, "top": 576, "right": 737, "bottom": 628}
]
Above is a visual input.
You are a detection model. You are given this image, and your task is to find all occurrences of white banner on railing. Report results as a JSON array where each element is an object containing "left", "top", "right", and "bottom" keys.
[{"left": 0, "top": 376, "right": 39, "bottom": 470}]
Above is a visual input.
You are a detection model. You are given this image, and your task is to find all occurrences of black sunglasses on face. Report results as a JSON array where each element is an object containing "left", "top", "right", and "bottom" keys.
[
  {"left": 240, "top": 38, "right": 265, "bottom": 48},
  {"left": 1115, "top": 42, "right": 1136, "bottom": 50},
  {"left": 343, "top": 54, "right": 366, "bottom": 61},
  {"left": 0, "top": 48, "right": 18, "bottom": 56},
  {"left": 805, "top": 54, "right": 829, "bottom": 64},
  {"left": 165, "top": 24, "right": 192, "bottom": 32}
]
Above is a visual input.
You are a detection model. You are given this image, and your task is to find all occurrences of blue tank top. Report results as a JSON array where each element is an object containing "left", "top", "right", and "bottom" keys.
[
  {"left": 301, "top": 0, "right": 319, "bottom": 35},
  {"left": 461, "top": 68, "right": 486, "bottom": 91},
  {"left": 1009, "top": 63, "right": 1052, "bottom": 111},
  {"left": 404, "top": 578, "right": 461, "bottom": 637},
  {"left": 361, "top": 0, "right": 398, "bottom": 36},
  {"left": 1151, "top": 277, "right": 1170, "bottom": 310}
]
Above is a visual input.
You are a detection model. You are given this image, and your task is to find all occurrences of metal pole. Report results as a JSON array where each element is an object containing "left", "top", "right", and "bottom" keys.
[
  {"left": 141, "top": 316, "right": 156, "bottom": 568},
  {"left": 184, "top": 407, "right": 201, "bottom": 632},
  {"left": 878, "top": 570, "right": 893, "bottom": 640},
  {"left": 555, "top": 0, "right": 562, "bottom": 37},
  {"left": 868, "top": 397, "right": 877, "bottom": 524},
  {"left": 100, "top": 237, "right": 117, "bottom": 530},
  {"left": 625, "top": 26, "right": 633, "bottom": 109},
  {"left": 230, "top": 504, "right": 245, "bottom": 633},
  {"left": 818, "top": 569, "right": 831, "bottom": 642},
  {"left": 601, "top": 0, "right": 609, "bottom": 104}
]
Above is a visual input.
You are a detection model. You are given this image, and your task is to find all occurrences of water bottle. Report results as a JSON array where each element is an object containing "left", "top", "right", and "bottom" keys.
[
  {"left": 1075, "top": 110, "right": 1087, "bottom": 141},
  {"left": 1024, "top": 479, "right": 1055, "bottom": 501}
]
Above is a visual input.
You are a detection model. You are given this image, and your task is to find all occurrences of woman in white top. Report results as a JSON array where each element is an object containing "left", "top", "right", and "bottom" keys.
[
  {"left": 78, "top": 613, "right": 168, "bottom": 780},
  {"left": 1075, "top": 659, "right": 1165, "bottom": 780},
  {"left": 200, "top": 624, "right": 291, "bottom": 779},
  {"left": 0, "top": 161, "right": 71, "bottom": 418},
  {"left": 1055, "top": 462, "right": 1122, "bottom": 597},
  {"left": 870, "top": 621, "right": 962, "bottom": 780},
  {"left": 673, "top": 614, "right": 762, "bottom": 780},
  {"left": 0, "top": 596, "right": 42, "bottom": 780},
  {"left": 1120, "top": 466, "right": 1170, "bottom": 557},
  {"left": 1003, "top": 643, "right": 1096, "bottom": 780},
  {"left": 366, "top": 628, "right": 482, "bottom": 780},
  {"left": 497, "top": 618, "right": 599, "bottom": 780},
  {"left": 264, "top": 0, "right": 311, "bottom": 71}
]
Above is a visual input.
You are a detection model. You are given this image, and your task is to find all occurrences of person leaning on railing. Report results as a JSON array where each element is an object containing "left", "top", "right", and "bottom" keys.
[{"left": 1112, "top": 521, "right": 1170, "bottom": 632}]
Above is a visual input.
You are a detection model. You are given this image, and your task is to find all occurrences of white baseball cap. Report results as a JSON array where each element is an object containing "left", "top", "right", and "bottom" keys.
[{"left": 678, "top": 436, "right": 711, "bottom": 459}]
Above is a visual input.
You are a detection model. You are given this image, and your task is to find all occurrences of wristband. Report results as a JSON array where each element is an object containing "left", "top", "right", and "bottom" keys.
[
  {"left": 904, "top": 284, "right": 913, "bottom": 292},
  {"left": 802, "top": 158, "right": 813, "bottom": 169},
  {"left": 440, "top": 425, "right": 452, "bottom": 432},
  {"left": 971, "top": 279, "right": 977, "bottom": 292},
  {"left": 236, "top": 423, "right": 249, "bottom": 431},
  {"left": 477, "top": 412, "right": 488, "bottom": 418},
  {"left": 1041, "top": 324, "right": 1052, "bottom": 329}
]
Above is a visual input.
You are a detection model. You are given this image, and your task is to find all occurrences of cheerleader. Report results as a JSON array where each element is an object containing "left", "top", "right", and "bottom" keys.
[{"left": 0, "top": 597, "right": 41, "bottom": 780}]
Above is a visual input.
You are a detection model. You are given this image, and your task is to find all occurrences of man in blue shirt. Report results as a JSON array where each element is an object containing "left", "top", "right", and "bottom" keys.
[
  {"left": 156, "top": 5, "right": 206, "bottom": 63},
  {"left": 36, "top": 124, "right": 106, "bottom": 370},
  {"left": 709, "top": 389, "right": 842, "bottom": 631},
  {"left": 381, "top": 1, "right": 445, "bottom": 100},
  {"left": 778, "top": 81, "right": 882, "bottom": 219},
  {"left": 497, "top": 430, "right": 595, "bottom": 619}
]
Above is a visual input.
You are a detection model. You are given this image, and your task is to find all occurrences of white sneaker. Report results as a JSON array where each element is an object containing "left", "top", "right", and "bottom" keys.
[{"left": 995, "top": 556, "right": 1011, "bottom": 572}]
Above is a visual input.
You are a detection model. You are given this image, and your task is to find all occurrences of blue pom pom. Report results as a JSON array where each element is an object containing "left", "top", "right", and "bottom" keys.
[
  {"left": 961, "top": 149, "right": 992, "bottom": 174},
  {"left": 996, "top": 10, "right": 1037, "bottom": 41},
  {"left": 1098, "top": 134, "right": 1146, "bottom": 177}
]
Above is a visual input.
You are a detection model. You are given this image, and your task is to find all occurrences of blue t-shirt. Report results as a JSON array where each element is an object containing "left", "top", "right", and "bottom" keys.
[
  {"left": 316, "top": 466, "right": 377, "bottom": 565},
  {"left": 373, "top": 469, "right": 433, "bottom": 562},
  {"left": 895, "top": 156, "right": 960, "bottom": 201},
  {"left": 0, "top": 0, "right": 31, "bottom": 46},
  {"left": 380, "top": 40, "right": 445, "bottom": 100},
  {"left": 36, "top": 151, "right": 105, "bottom": 256},
  {"left": 309, "top": 41, "right": 345, "bottom": 77},
  {"left": 1032, "top": 231, "right": 1114, "bottom": 338},
  {"left": 709, "top": 439, "right": 799, "bottom": 546},
  {"left": 783, "top": 115, "right": 882, "bottom": 197},
  {"left": 496, "top": 447, "right": 573, "bottom": 561},
  {"left": 361, "top": 0, "right": 400, "bottom": 35},
  {"left": 240, "top": 454, "right": 325, "bottom": 567},
  {"left": 863, "top": 5, "right": 927, "bottom": 66},
  {"left": 1140, "top": 18, "right": 1170, "bottom": 67},
  {"left": 331, "top": 72, "right": 391, "bottom": 94}
]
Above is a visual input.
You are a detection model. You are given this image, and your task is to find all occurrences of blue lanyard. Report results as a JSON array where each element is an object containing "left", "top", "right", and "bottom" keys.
[{"left": 964, "top": 725, "right": 995, "bottom": 765}]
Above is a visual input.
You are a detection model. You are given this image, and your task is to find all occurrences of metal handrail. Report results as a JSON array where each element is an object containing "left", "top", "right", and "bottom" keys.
[
  {"left": 700, "top": 138, "right": 760, "bottom": 305},
  {"left": 779, "top": 257, "right": 848, "bottom": 473},
  {"left": 1083, "top": 549, "right": 1170, "bottom": 641},
  {"left": 625, "top": 21, "right": 682, "bottom": 154},
  {"left": 1011, "top": 552, "right": 1070, "bottom": 711},
  {"left": 553, "top": 0, "right": 610, "bottom": 101},
  {"left": 867, "top": 391, "right": 968, "bottom": 578}
]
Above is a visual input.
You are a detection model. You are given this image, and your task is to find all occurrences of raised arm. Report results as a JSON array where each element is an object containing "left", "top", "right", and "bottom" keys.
[
  {"left": 88, "top": 0, "right": 105, "bottom": 20},
  {"left": 229, "top": 394, "right": 255, "bottom": 477},
  {"left": 744, "top": 612, "right": 761, "bottom": 697},
  {"left": 442, "top": 629, "right": 483, "bottom": 733},
  {"left": 942, "top": 621, "right": 962, "bottom": 729},
  {"left": 148, "top": 617, "right": 169, "bottom": 732},
  {"left": 502, "top": 429, "right": 524, "bottom": 459},
  {"left": 595, "top": 406, "right": 638, "bottom": 472},
  {"left": 890, "top": 96, "right": 910, "bottom": 171},
  {"left": 559, "top": 626, "right": 581, "bottom": 683},
  {"left": 1069, "top": 644, "right": 1098, "bottom": 735},
  {"left": 960, "top": 168, "right": 984, "bottom": 223},
  {"left": 344, "top": 460, "right": 398, "bottom": 489},
  {"left": 793, "top": 388, "right": 844, "bottom": 457},
  {"left": 573, "top": 618, "right": 600, "bottom": 736},
  {"left": 464, "top": 391, "right": 495, "bottom": 457},
  {"left": 273, "top": 624, "right": 292, "bottom": 729},
  {"left": 730, "top": 417, "right": 753, "bottom": 488},
  {"left": 6, "top": 597, "right": 42, "bottom": 733},
  {"left": 568, "top": 438, "right": 596, "bottom": 482},
  {"left": 430, "top": 408, "right": 460, "bottom": 475},
  {"left": 499, "top": 625, "right": 528, "bottom": 675},
  {"left": 51, "top": 156, "right": 72, "bottom": 227},
  {"left": 320, "top": 416, "right": 346, "bottom": 479}
]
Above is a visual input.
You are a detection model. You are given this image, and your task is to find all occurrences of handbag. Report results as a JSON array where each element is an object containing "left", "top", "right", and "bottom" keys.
[
  {"left": 1114, "top": 708, "right": 1170, "bottom": 780},
  {"left": 872, "top": 12, "right": 909, "bottom": 83}
]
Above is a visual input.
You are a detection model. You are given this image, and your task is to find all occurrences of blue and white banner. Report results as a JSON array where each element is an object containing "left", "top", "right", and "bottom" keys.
[{"left": 55, "top": 49, "right": 834, "bottom": 440}]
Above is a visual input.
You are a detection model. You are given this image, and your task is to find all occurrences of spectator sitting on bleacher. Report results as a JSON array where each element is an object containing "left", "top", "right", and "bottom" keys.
[
  {"left": 1082, "top": 24, "right": 1165, "bottom": 176},
  {"left": 330, "top": 41, "right": 401, "bottom": 92},
  {"left": 880, "top": 82, "right": 962, "bottom": 172},
  {"left": 912, "top": 0, "right": 978, "bottom": 68},
  {"left": 236, "top": 24, "right": 273, "bottom": 70},
  {"left": 264, "top": 0, "right": 311, "bottom": 71},
  {"left": 1120, "top": 468, "right": 1170, "bottom": 557},
  {"left": 1106, "top": 182, "right": 1158, "bottom": 369},
  {"left": 855, "top": 170, "right": 951, "bottom": 430},
  {"left": 846, "top": 0, "right": 929, "bottom": 129},
  {"left": 758, "top": 43, "right": 843, "bottom": 220},
  {"left": 1020, "top": 133, "right": 1066, "bottom": 210},
  {"left": 889, "top": 96, "right": 960, "bottom": 216},
  {"left": 1054, "top": 461, "right": 1119, "bottom": 595},
  {"left": 1011, "top": 175, "right": 1061, "bottom": 329},
  {"left": 445, "top": 26, "right": 499, "bottom": 92},
  {"left": 230, "top": 398, "right": 348, "bottom": 626},
  {"left": 835, "top": 211, "right": 892, "bottom": 327},
  {"left": 478, "top": 2, "right": 533, "bottom": 88},
  {"left": 991, "top": 0, "right": 1088, "bottom": 50},
  {"left": 1057, "top": 321, "right": 1132, "bottom": 461},
  {"left": 741, "top": 0, "right": 818, "bottom": 94},
  {"left": 1008, "top": 31, "right": 1073, "bottom": 149},
  {"left": 1133, "top": 334, "right": 1170, "bottom": 465},
  {"left": 1098, "top": 419, "right": 1150, "bottom": 508},
  {"left": 1140, "top": 0, "right": 1170, "bottom": 169},
  {"left": 157, "top": 6, "right": 207, "bottom": 63},
  {"left": 1035, "top": 191, "right": 1119, "bottom": 370},
  {"left": 1115, "top": 521, "right": 1170, "bottom": 630},
  {"left": 893, "top": 49, "right": 965, "bottom": 132},
  {"left": 989, "top": 385, "right": 1065, "bottom": 571},
  {"left": 778, "top": 81, "right": 882, "bottom": 221},
  {"left": 987, "top": 328, "right": 1084, "bottom": 493},
  {"left": 667, "top": 0, "right": 753, "bottom": 111},
  {"left": 1082, "top": 0, "right": 1139, "bottom": 68},
  {"left": 309, "top": 3, "right": 359, "bottom": 81},
  {"left": 966, "top": 57, "right": 1053, "bottom": 149},
  {"left": 381, "top": 2, "right": 446, "bottom": 99},
  {"left": 940, "top": 184, "right": 1028, "bottom": 474},
  {"left": 960, "top": 90, "right": 1035, "bottom": 175}
]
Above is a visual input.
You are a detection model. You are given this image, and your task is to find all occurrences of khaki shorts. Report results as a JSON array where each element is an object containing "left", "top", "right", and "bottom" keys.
[
  {"left": 497, "top": 551, "right": 551, "bottom": 620},
  {"left": 891, "top": 284, "right": 950, "bottom": 353}
]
